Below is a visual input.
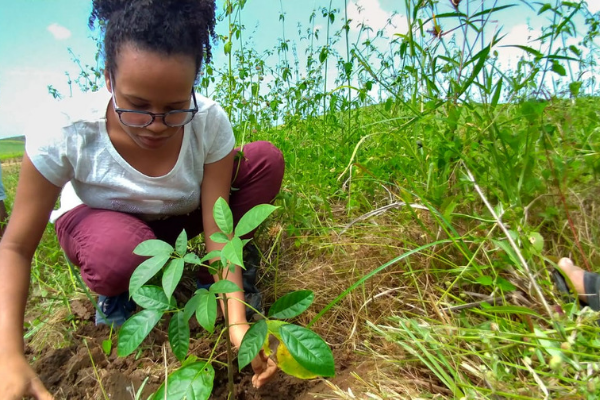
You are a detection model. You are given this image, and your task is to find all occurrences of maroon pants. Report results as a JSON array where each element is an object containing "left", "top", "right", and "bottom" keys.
[{"left": 56, "top": 141, "right": 284, "bottom": 296}]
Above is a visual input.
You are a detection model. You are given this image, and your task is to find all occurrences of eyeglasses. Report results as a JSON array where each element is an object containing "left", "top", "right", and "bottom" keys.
[{"left": 110, "top": 77, "right": 198, "bottom": 128}]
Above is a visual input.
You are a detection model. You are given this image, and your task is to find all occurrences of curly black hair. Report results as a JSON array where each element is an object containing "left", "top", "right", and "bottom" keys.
[{"left": 89, "top": 0, "right": 216, "bottom": 77}]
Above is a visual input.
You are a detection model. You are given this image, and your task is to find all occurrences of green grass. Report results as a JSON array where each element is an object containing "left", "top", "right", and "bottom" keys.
[
  {"left": 8, "top": 0, "right": 600, "bottom": 398},
  {"left": 0, "top": 137, "right": 25, "bottom": 161}
]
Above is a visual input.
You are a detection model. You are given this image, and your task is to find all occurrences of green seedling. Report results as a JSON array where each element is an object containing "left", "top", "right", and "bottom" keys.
[
  {"left": 116, "top": 197, "right": 334, "bottom": 399},
  {"left": 101, "top": 325, "right": 113, "bottom": 356}
]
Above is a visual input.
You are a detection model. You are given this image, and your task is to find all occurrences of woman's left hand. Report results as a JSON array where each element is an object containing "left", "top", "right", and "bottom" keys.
[
  {"left": 250, "top": 349, "right": 278, "bottom": 388},
  {"left": 230, "top": 324, "right": 278, "bottom": 388}
]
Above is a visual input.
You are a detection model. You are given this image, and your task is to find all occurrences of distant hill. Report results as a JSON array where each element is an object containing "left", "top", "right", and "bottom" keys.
[{"left": 0, "top": 137, "right": 25, "bottom": 161}]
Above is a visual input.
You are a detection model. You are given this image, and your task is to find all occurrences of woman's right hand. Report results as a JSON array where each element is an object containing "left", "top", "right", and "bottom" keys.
[{"left": 0, "top": 352, "right": 53, "bottom": 399}]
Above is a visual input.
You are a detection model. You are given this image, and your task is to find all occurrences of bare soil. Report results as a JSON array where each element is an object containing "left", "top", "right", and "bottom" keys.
[{"left": 26, "top": 298, "right": 357, "bottom": 400}]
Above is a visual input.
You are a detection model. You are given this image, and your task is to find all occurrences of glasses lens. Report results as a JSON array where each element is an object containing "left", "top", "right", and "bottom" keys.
[
  {"left": 120, "top": 111, "right": 153, "bottom": 127},
  {"left": 164, "top": 111, "right": 194, "bottom": 127}
]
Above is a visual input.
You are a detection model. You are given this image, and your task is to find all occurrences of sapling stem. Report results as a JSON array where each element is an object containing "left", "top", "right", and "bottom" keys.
[
  {"left": 222, "top": 293, "right": 235, "bottom": 397},
  {"left": 217, "top": 264, "right": 236, "bottom": 398}
]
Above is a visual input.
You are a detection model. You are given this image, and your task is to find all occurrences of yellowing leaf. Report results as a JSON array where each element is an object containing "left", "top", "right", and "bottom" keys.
[{"left": 277, "top": 342, "right": 318, "bottom": 379}]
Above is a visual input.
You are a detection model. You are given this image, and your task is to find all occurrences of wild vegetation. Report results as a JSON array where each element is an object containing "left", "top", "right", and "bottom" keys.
[{"left": 3, "top": 0, "right": 600, "bottom": 398}]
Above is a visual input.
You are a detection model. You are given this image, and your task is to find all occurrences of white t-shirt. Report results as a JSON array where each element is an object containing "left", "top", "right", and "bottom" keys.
[{"left": 26, "top": 90, "right": 235, "bottom": 222}]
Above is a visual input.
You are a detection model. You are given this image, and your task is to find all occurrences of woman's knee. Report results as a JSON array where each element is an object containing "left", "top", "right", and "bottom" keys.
[
  {"left": 247, "top": 141, "right": 285, "bottom": 181},
  {"left": 234, "top": 141, "right": 285, "bottom": 193},
  {"left": 56, "top": 206, "right": 156, "bottom": 296}
]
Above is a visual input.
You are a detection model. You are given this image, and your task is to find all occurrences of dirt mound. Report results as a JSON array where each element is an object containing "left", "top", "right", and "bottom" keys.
[{"left": 26, "top": 299, "right": 354, "bottom": 400}]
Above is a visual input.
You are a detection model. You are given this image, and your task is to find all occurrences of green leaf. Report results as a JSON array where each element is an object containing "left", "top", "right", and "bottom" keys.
[
  {"left": 319, "top": 47, "right": 328, "bottom": 63},
  {"left": 268, "top": 290, "right": 314, "bottom": 319},
  {"left": 497, "top": 277, "right": 517, "bottom": 292},
  {"left": 224, "top": 40, "right": 232, "bottom": 55},
  {"left": 491, "top": 77, "right": 503, "bottom": 107},
  {"left": 458, "top": 44, "right": 490, "bottom": 96},
  {"left": 493, "top": 239, "right": 520, "bottom": 268},
  {"left": 101, "top": 339, "right": 112, "bottom": 356},
  {"left": 266, "top": 320, "right": 288, "bottom": 339},
  {"left": 184, "top": 293, "right": 202, "bottom": 322},
  {"left": 184, "top": 253, "right": 203, "bottom": 265},
  {"left": 277, "top": 341, "right": 319, "bottom": 379},
  {"left": 133, "top": 240, "right": 173, "bottom": 257},
  {"left": 221, "top": 237, "right": 244, "bottom": 268},
  {"left": 213, "top": 197, "right": 233, "bottom": 235},
  {"left": 569, "top": 81, "right": 582, "bottom": 98},
  {"left": 200, "top": 250, "right": 222, "bottom": 263},
  {"left": 482, "top": 305, "right": 541, "bottom": 317},
  {"left": 234, "top": 204, "right": 278, "bottom": 237},
  {"left": 117, "top": 309, "right": 162, "bottom": 357},
  {"left": 500, "top": 44, "right": 543, "bottom": 59},
  {"left": 551, "top": 60, "right": 566, "bottom": 76},
  {"left": 538, "top": 3, "right": 552, "bottom": 14},
  {"left": 195, "top": 289, "right": 217, "bottom": 333},
  {"left": 210, "top": 232, "right": 230, "bottom": 244},
  {"left": 175, "top": 230, "right": 188, "bottom": 256},
  {"left": 209, "top": 279, "right": 241, "bottom": 294},
  {"left": 163, "top": 258, "right": 185, "bottom": 300},
  {"left": 129, "top": 254, "right": 171, "bottom": 296},
  {"left": 528, "top": 232, "right": 544, "bottom": 253},
  {"left": 279, "top": 324, "right": 335, "bottom": 377},
  {"left": 475, "top": 276, "right": 493, "bottom": 286},
  {"left": 132, "top": 285, "right": 170, "bottom": 311},
  {"left": 535, "top": 328, "right": 563, "bottom": 358},
  {"left": 169, "top": 311, "right": 190, "bottom": 362},
  {"left": 238, "top": 319, "right": 267, "bottom": 370},
  {"left": 153, "top": 362, "right": 214, "bottom": 400}
]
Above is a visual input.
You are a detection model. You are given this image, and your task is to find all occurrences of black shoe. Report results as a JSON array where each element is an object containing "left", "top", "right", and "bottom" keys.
[
  {"left": 95, "top": 292, "right": 136, "bottom": 326},
  {"left": 243, "top": 243, "right": 263, "bottom": 320}
]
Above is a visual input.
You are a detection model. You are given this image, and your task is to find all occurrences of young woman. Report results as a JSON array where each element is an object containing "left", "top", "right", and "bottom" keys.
[{"left": 0, "top": 0, "right": 281, "bottom": 397}]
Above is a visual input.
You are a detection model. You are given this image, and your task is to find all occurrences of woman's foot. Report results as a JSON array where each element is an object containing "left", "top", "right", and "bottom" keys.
[
  {"left": 555, "top": 257, "right": 600, "bottom": 311},
  {"left": 96, "top": 292, "right": 136, "bottom": 326},
  {"left": 557, "top": 258, "right": 586, "bottom": 298}
]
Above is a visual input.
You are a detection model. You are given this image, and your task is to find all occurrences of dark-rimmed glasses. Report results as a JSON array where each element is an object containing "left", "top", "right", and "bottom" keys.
[{"left": 110, "top": 77, "right": 198, "bottom": 128}]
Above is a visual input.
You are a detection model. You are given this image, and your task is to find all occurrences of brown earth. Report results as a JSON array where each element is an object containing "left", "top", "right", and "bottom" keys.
[{"left": 26, "top": 298, "right": 359, "bottom": 400}]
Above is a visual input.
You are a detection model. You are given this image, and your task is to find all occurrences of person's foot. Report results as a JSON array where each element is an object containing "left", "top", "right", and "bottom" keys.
[
  {"left": 557, "top": 258, "right": 587, "bottom": 303},
  {"left": 95, "top": 292, "right": 136, "bottom": 326}
]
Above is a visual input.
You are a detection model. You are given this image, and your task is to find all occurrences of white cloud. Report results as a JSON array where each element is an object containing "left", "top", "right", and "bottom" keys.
[
  {"left": 494, "top": 23, "right": 542, "bottom": 69},
  {"left": 0, "top": 68, "right": 71, "bottom": 139},
  {"left": 346, "top": 0, "right": 408, "bottom": 38},
  {"left": 47, "top": 23, "right": 71, "bottom": 40},
  {"left": 587, "top": 1, "right": 600, "bottom": 14}
]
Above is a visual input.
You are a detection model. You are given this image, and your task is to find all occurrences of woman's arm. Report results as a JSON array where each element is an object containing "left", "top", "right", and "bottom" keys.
[
  {"left": 0, "top": 154, "right": 62, "bottom": 399},
  {"left": 200, "top": 150, "right": 248, "bottom": 331},
  {"left": 200, "top": 150, "right": 276, "bottom": 388}
]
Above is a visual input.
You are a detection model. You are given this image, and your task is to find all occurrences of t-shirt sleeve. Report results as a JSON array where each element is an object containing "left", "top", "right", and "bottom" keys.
[
  {"left": 0, "top": 166, "right": 6, "bottom": 201},
  {"left": 204, "top": 104, "right": 235, "bottom": 164},
  {"left": 25, "top": 111, "right": 74, "bottom": 187}
]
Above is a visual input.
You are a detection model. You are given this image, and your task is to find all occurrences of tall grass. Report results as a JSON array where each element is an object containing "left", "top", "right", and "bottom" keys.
[
  {"left": 15, "top": 0, "right": 600, "bottom": 397},
  {"left": 207, "top": 1, "right": 600, "bottom": 397}
]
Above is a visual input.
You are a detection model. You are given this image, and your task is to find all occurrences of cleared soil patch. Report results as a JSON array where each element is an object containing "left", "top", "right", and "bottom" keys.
[{"left": 26, "top": 297, "right": 357, "bottom": 400}]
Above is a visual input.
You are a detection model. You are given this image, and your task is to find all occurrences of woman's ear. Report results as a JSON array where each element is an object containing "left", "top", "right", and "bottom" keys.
[{"left": 105, "top": 69, "right": 112, "bottom": 92}]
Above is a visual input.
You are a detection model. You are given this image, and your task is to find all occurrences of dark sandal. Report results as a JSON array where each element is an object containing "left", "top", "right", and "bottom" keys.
[{"left": 551, "top": 269, "right": 576, "bottom": 304}]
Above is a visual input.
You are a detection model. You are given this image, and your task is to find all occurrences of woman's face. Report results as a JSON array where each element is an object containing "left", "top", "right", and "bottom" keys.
[{"left": 106, "top": 44, "right": 197, "bottom": 151}]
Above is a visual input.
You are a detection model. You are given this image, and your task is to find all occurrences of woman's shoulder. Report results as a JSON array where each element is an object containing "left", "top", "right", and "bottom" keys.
[{"left": 194, "top": 94, "right": 227, "bottom": 118}]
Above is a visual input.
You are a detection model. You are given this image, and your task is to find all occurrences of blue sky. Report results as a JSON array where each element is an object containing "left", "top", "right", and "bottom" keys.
[{"left": 0, "top": 0, "right": 598, "bottom": 139}]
